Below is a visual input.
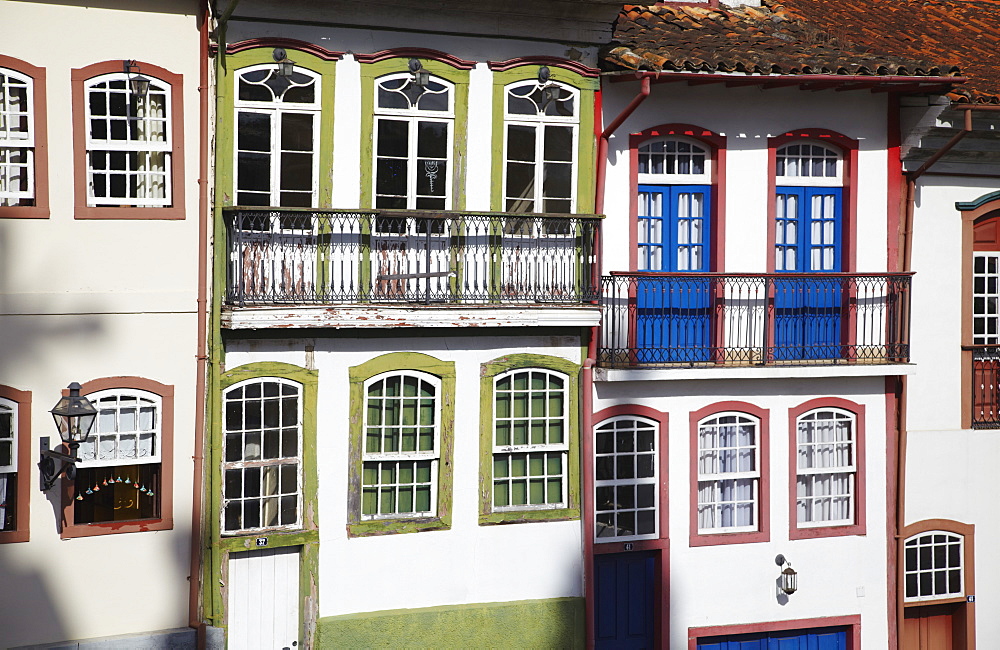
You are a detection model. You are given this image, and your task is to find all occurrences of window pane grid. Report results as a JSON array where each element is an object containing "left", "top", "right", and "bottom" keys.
[
  {"left": 777, "top": 143, "right": 839, "bottom": 179},
  {"left": 0, "top": 399, "right": 17, "bottom": 532},
  {"left": 973, "top": 252, "right": 1000, "bottom": 344},
  {"left": 594, "top": 417, "right": 657, "bottom": 541},
  {"left": 796, "top": 409, "right": 856, "bottom": 526},
  {"left": 697, "top": 414, "right": 759, "bottom": 532},
  {"left": 637, "top": 138, "right": 708, "bottom": 178},
  {"left": 904, "top": 532, "right": 964, "bottom": 602},
  {"left": 222, "top": 378, "right": 302, "bottom": 533},
  {"left": 78, "top": 393, "right": 159, "bottom": 467},
  {"left": 0, "top": 68, "right": 34, "bottom": 205}
]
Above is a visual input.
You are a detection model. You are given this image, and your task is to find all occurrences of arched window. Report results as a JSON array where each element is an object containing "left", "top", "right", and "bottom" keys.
[
  {"left": 696, "top": 412, "right": 759, "bottom": 533},
  {"left": 0, "top": 67, "right": 35, "bottom": 208},
  {"left": 594, "top": 416, "right": 658, "bottom": 541},
  {"left": 374, "top": 72, "right": 453, "bottom": 211},
  {"left": 503, "top": 78, "right": 579, "bottom": 214},
  {"left": 795, "top": 408, "right": 855, "bottom": 526},
  {"left": 904, "top": 530, "right": 964, "bottom": 602},
  {"left": 235, "top": 64, "right": 321, "bottom": 208},
  {"left": 775, "top": 141, "right": 844, "bottom": 273},
  {"left": 361, "top": 371, "right": 441, "bottom": 519},
  {"left": 222, "top": 377, "right": 303, "bottom": 533}
]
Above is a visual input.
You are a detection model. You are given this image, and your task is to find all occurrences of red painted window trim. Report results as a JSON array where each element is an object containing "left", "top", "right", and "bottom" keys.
[
  {"left": 688, "top": 614, "right": 861, "bottom": 650},
  {"left": 487, "top": 56, "right": 599, "bottom": 78},
  {"left": 0, "top": 55, "right": 49, "bottom": 219},
  {"left": 71, "top": 61, "right": 185, "bottom": 220},
  {"left": 60, "top": 377, "right": 174, "bottom": 538},
  {"left": 0, "top": 385, "right": 31, "bottom": 543},
  {"left": 787, "top": 397, "right": 867, "bottom": 540},
  {"left": 689, "top": 401, "right": 769, "bottom": 547},
  {"left": 767, "top": 128, "right": 859, "bottom": 273},
  {"left": 354, "top": 48, "right": 475, "bottom": 70},
  {"left": 628, "top": 123, "right": 727, "bottom": 272},
  {"left": 225, "top": 38, "right": 343, "bottom": 60}
]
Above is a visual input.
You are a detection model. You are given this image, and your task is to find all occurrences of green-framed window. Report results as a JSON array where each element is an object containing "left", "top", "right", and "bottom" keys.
[
  {"left": 348, "top": 352, "right": 455, "bottom": 536},
  {"left": 479, "top": 354, "right": 581, "bottom": 525}
]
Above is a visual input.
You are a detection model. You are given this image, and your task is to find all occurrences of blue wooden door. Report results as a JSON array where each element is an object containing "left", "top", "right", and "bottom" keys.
[
  {"left": 697, "top": 626, "right": 847, "bottom": 650},
  {"left": 774, "top": 187, "right": 843, "bottom": 360},
  {"left": 595, "top": 552, "right": 656, "bottom": 649},
  {"left": 636, "top": 185, "right": 712, "bottom": 363}
]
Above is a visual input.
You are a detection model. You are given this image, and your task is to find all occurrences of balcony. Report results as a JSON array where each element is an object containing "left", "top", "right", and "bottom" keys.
[
  {"left": 598, "top": 272, "right": 912, "bottom": 369},
  {"left": 223, "top": 208, "right": 601, "bottom": 327},
  {"left": 971, "top": 346, "right": 1000, "bottom": 428}
]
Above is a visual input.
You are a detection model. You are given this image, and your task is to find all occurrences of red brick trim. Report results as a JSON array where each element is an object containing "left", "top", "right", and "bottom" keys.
[
  {"left": 487, "top": 56, "right": 599, "bottom": 78},
  {"left": 60, "top": 377, "right": 174, "bottom": 538},
  {"left": 787, "top": 397, "right": 867, "bottom": 540},
  {"left": 689, "top": 614, "right": 861, "bottom": 650},
  {"left": 0, "top": 385, "right": 31, "bottom": 543},
  {"left": 225, "top": 38, "right": 343, "bottom": 60},
  {"left": 689, "top": 401, "right": 770, "bottom": 546},
  {"left": 354, "top": 48, "right": 475, "bottom": 70},
  {"left": 0, "top": 55, "right": 49, "bottom": 219},
  {"left": 72, "top": 61, "right": 185, "bottom": 220}
]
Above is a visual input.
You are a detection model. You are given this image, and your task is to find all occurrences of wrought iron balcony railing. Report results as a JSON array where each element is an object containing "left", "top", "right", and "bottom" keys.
[
  {"left": 598, "top": 272, "right": 912, "bottom": 368},
  {"left": 224, "top": 208, "right": 601, "bottom": 306},
  {"left": 971, "top": 345, "right": 1000, "bottom": 428}
]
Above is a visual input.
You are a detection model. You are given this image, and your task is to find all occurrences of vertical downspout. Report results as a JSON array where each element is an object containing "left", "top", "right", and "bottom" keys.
[
  {"left": 190, "top": 0, "right": 212, "bottom": 644},
  {"left": 584, "top": 73, "right": 650, "bottom": 649}
]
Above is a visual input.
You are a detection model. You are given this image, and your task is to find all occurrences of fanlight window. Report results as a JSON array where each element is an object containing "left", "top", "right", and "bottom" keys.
[
  {"left": 638, "top": 138, "right": 709, "bottom": 179},
  {"left": 377, "top": 73, "right": 451, "bottom": 113},
  {"left": 238, "top": 67, "right": 317, "bottom": 105},
  {"left": 904, "top": 531, "right": 964, "bottom": 602},
  {"left": 776, "top": 143, "right": 841, "bottom": 181}
]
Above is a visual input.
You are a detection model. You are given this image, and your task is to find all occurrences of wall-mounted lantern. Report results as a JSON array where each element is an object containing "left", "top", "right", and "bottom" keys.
[
  {"left": 408, "top": 58, "right": 429, "bottom": 89},
  {"left": 273, "top": 48, "right": 296, "bottom": 78},
  {"left": 123, "top": 60, "right": 150, "bottom": 96},
  {"left": 776, "top": 554, "right": 798, "bottom": 595},
  {"left": 38, "top": 383, "right": 97, "bottom": 491}
]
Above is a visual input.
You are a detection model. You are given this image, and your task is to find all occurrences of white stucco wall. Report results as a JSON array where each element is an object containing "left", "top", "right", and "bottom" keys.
[{"left": 0, "top": 1, "right": 202, "bottom": 645}]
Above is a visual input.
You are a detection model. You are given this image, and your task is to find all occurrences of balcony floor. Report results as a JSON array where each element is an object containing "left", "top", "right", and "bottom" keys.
[{"left": 595, "top": 362, "right": 917, "bottom": 382}]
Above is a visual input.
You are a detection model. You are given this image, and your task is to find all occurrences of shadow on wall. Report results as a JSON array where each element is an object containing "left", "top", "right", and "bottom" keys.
[{"left": 0, "top": 536, "right": 69, "bottom": 646}]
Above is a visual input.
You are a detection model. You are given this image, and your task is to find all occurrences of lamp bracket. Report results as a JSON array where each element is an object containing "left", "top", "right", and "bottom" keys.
[{"left": 37, "top": 437, "right": 81, "bottom": 491}]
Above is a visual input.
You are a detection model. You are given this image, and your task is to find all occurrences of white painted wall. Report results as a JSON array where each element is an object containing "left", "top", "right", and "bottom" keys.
[
  {"left": 0, "top": 1, "right": 202, "bottom": 645},
  {"left": 225, "top": 335, "right": 585, "bottom": 616}
]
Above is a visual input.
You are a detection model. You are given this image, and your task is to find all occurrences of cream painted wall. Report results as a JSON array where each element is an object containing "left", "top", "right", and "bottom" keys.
[
  {"left": 224, "top": 335, "right": 586, "bottom": 617},
  {"left": 0, "top": 1, "right": 202, "bottom": 645}
]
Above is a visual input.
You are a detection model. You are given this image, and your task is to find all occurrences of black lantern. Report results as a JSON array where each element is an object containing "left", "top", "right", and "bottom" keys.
[
  {"left": 273, "top": 48, "right": 296, "bottom": 78},
  {"left": 776, "top": 554, "right": 798, "bottom": 595},
  {"left": 408, "top": 58, "right": 429, "bottom": 89},
  {"left": 123, "top": 60, "right": 150, "bottom": 96},
  {"left": 39, "top": 382, "right": 97, "bottom": 490}
]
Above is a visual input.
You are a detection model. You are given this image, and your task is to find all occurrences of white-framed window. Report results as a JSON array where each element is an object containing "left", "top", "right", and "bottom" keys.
[
  {"left": 775, "top": 141, "right": 844, "bottom": 272},
  {"left": 973, "top": 252, "right": 1000, "bottom": 345},
  {"left": 74, "top": 390, "right": 162, "bottom": 524},
  {"left": 85, "top": 72, "right": 171, "bottom": 207},
  {"left": 362, "top": 371, "right": 440, "bottom": 519},
  {"left": 0, "top": 68, "right": 34, "bottom": 207},
  {"left": 594, "top": 416, "right": 658, "bottom": 541},
  {"left": 222, "top": 378, "right": 302, "bottom": 533},
  {"left": 492, "top": 368, "right": 568, "bottom": 511},
  {"left": 374, "top": 72, "right": 453, "bottom": 211},
  {"left": 637, "top": 136, "right": 710, "bottom": 184},
  {"left": 776, "top": 142, "right": 842, "bottom": 185},
  {"left": 904, "top": 531, "right": 964, "bottom": 602},
  {"left": 0, "top": 398, "right": 17, "bottom": 531},
  {"left": 697, "top": 412, "right": 759, "bottom": 533},
  {"left": 503, "top": 79, "right": 578, "bottom": 214},
  {"left": 796, "top": 408, "right": 855, "bottom": 526},
  {"left": 235, "top": 64, "right": 320, "bottom": 208}
]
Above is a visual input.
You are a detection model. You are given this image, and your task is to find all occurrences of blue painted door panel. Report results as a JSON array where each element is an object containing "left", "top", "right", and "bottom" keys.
[
  {"left": 595, "top": 552, "right": 656, "bottom": 649},
  {"left": 697, "top": 627, "right": 846, "bottom": 650}
]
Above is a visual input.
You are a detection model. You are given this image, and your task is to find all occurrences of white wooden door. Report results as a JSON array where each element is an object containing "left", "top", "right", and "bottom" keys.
[{"left": 228, "top": 546, "right": 300, "bottom": 650}]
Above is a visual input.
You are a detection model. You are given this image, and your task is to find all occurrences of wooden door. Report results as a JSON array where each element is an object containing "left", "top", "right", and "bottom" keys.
[{"left": 228, "top": 545, "right": 300, "bottom": 650}]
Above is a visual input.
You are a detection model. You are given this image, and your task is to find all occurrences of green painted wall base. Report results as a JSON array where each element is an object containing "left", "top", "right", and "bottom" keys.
[{"left": 316, "top": 597, "right": 584, "bottom": 649}]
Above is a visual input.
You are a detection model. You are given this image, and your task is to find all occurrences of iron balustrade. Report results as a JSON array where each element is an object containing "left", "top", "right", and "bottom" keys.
[
  {"left": 224, "top": 208, "right": 601, "bottom": 306},
  {"left": 598, "top": 272, "right": 912, "bottom": 368},
  {"left": 970, "top": 345, "right": 1000, "bottom": 428}
]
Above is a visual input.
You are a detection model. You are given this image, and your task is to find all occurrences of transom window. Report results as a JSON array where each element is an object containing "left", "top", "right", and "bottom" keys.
[
  {"left": 74, "top": 390, "right": 162, "bottom": 524},
  {"left": 492, "top": 368, "right": 568, "bottom": 510},
  {"left": 776, "top": 143, "right": 841, "bottom": 183},
  {"left": 0, "top": 399, "right": 17, "bottom": 532},
  {"left": 223, "top": 378, "right": 302, "bottom": 533},
  {"left": 637, "top": 137, "right": 710, "bottom": 182},
  {"left": 796, "top": 409, "right": 855, "bottom": 526},
  {"left": 0, "top": 68, "right": 34, "bottom": 207},
  {"left": 594, "top": 416, "right": 658, "bottom": 541},
  {"left": 85, "top": 73, "right": 171, "bottom": 207},
  {"left": 374, "top": 72, "right": 453, "bottom": 210},
  {"left": 235, "top": 64, "right": 320, "bottom": 208},
  {"left": 904, "top": 531, "right": 964, "bottom": 602},
  {"left": 503, "top": 79, "right": 578, "bottom": 214},
  {"left": 362, "top": 372, "right": 440, "bottom": 519},
  {"left": 697, "top": 413, "right": 759, "bottom": 533}
]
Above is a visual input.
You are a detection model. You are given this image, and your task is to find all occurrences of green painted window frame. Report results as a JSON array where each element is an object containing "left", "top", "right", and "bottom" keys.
[
  {"left": 490, "top": 66, "right": 598, "bottom": 214},
  {"left": 348, "top": 352, "right": 456, "bottom": 536},
  {"left": 359, "top": 59, "right": 469, "bottom": 210},
  {"left": 479, "top": 354, "right": 581, "bottom": 525},
  {"left": 215, "top": 48, "right": 337, "bottom": 209},
  {"left": 217, "top": 361, "right": 319, "bottom": 551}
]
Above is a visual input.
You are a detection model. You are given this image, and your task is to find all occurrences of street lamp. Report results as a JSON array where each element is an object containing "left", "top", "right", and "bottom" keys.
[
  {"left": 776, "top": 554, "right": 798, "bottom": 595},
  {"left": 38, "top": 382, "right": 97, "bottom": 490},
  {"left": 123, "top": 60, "right": 150, "bottom": 97}
]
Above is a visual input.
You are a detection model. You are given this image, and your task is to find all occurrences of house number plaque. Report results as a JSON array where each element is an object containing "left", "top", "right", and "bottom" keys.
[
  {"left": 256, "top": 537, "right": 268, "bottom": 547},
  {"left": 624, "top": 543, "right": 634, "bottom": 551}
]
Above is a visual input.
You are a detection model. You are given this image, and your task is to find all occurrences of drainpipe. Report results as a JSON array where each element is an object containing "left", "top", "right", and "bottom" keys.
[
  {"left": 190, "top": 0, "right": 212, "bottom": 644},
  {"left": 595, "top": 74, "right": 650, "bottom": 214}
]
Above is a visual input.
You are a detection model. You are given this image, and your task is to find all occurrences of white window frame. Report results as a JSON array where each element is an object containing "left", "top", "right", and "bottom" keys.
[
  {"left": 0, "top": 397, "right": 17, "bottom": 532},
  {"left": 222, "top": 377, "right": 303, "bottom": 534},
  {"left": 361, "top": 371, "right": 441, "bottom": 520},
  {"left": 0, "top": 67, "right": 34, "bottom": 206},
  {"left": 795, "top": 408, "right": 855, "bottom": 527},
  {"left": 904, "top": 531, "right": 965, "bottom": 602},
  {"left": 594, "top": 415, "right": 658, "bottom": 542},
  {"left": 502, "top": 79, "right": 579, "bottom": 214},
  {"left": 84, "top": 72, "right": 172, "bottom": 207},
  {"left": 234, "top": 63, "right": 321, "bottom": 209},
  {"left": 636, "top": 136, "right": 711, "bottom": 185},
  {"left": 697, "top": 412, "right": 759, "bottom": 534},
  {"left": 373, "top": 72, "right": 454, "bottom": 211},
  {"left": 776, "top": 140, "right": 842, "bottom": 187},
  {"left": 77, "top": 389, "right": 161, "bottom": 468},
  {"left": 973, "top": 251, "right": 1000, "bottom": 345},
  {"left": 492, "top": 368, "right": 569, "bottom": 512}
]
